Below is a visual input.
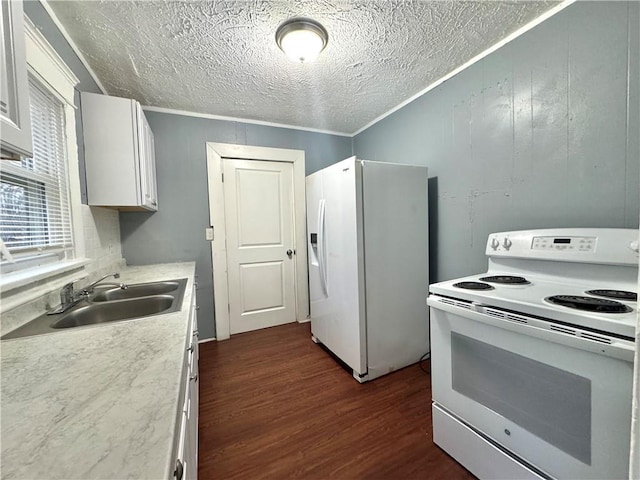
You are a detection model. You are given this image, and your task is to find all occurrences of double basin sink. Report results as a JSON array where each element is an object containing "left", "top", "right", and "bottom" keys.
[{"left": 2, "top": 278, "right": 188, "bottom": 340}]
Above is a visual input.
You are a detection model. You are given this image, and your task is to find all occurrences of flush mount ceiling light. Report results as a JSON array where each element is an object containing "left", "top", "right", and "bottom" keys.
[{"left": 275, "top": 17, "right": 328, "bottom": 63}]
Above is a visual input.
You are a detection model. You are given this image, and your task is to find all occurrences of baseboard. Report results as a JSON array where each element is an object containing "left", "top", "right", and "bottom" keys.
[{"left": 198, "top": 337, "right": 217, "bottom": 344}]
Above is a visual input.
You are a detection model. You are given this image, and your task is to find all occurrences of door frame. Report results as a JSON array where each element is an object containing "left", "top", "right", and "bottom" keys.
[{"left": 206, "top": 142, "right": 309, "bottom": 340}]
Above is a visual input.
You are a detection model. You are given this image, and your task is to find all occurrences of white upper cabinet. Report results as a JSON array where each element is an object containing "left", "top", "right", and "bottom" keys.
[
  {"left": 81, "top": 92, "right": 158, "bottom": 211},
  {"left": 1, "top": 0, "right": 33, "bottom": 160}
]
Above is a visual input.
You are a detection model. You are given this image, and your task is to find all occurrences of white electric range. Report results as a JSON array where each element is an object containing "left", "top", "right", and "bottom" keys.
[{"left": 427, "top": 228, "right": 638, "bottom": 480}]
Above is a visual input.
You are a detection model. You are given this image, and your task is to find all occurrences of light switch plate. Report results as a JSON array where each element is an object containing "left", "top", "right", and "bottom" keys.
[{"left": 205, "top": 227, "right": 214, "bottom": 241}]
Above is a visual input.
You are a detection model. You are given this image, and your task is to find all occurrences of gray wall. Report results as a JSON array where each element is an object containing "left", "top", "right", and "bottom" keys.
[
  {"left": 119, "top": 114, "right": 352, "bottom": 339},
  {"left": 353, "top": 1, "right": 639, "bottom": 283},
  {"left": 24, "top": 0, "right": 103, "bottom": 204}
]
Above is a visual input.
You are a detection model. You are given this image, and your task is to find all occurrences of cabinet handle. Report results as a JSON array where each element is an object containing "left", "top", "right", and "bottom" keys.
[
  {"left": 174, "top": 459, "right": 184, "bottom": 480},
  {"left": 187, "top": 344, "right": 194, "bottom": 353},
  {"left": 193, "top": 329, "right": 199, "bottom": 338},
  {"left": 190, "top": 374, "right": 198, "bottom": 382}
]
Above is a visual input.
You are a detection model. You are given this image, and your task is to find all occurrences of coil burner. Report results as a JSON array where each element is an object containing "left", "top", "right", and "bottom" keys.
[
  {"left": 546, "top": 295, "right": 631, "bottom": 313},
  {"left": 479, "top": 275, "right": 530, "bottom": 285},
  {"left": 586, "top": 290, "right": 637, "bottom": 302},
  {"left": 453, "top": 281, "right": 494, "bottom": 291}
]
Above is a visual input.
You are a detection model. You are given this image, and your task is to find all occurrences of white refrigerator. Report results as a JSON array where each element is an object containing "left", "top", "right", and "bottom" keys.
[{"left": 306, "top": 156, "right": 429, "bottom": 382}]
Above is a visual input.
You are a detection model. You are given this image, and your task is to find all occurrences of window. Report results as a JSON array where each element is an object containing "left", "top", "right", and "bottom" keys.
[
  {"left": 0, "top": 16, "right": 84, "bottom": 304},
  {"left": 0, "top": 75, "right": 73, "bottom": 270}
]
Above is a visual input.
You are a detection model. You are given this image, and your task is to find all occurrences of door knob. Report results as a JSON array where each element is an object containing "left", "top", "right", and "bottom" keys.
[{"left": 286, "top": 249, "right": 293, "bottom": 259}]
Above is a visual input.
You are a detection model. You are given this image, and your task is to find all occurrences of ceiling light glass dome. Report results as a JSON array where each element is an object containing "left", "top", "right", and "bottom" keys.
[{"left": 276, "top": 17, "right": 328, "bottom": 63}]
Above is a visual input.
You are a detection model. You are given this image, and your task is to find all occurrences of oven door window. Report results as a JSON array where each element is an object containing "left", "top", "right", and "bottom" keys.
[{"left": 451, "top": 332, "right": 591, "bottom": 464}]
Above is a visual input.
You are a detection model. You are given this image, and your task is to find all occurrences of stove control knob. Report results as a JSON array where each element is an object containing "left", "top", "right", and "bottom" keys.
[
  {"left": 490, "top": 238, "right": 499, "bottom": 250},
  {"left": 630, "top": 240, "right": 639, "bottom": 254},
  {"left": 503, "top": 238, "right": 512, "bottom": 250}
]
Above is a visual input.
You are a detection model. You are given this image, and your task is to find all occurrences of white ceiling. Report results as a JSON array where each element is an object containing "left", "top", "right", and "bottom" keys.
[{"left": 48, "top": 1, "right": 560, "bottom": 135}]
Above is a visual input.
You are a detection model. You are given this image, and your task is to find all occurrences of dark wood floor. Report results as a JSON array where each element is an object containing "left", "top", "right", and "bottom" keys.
[{"left": 198, "top": 322, "right": 475, "bottom": 479}]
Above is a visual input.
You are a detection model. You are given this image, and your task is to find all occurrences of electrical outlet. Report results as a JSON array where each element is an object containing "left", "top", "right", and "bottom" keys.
[{"left": 205, "top": 227, "right": 214, "bottom": 241}]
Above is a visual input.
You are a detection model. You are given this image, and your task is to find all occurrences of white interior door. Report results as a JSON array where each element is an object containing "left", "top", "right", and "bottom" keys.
[{"left": 223, "top": 158, "right": 296, "bottom": 334}]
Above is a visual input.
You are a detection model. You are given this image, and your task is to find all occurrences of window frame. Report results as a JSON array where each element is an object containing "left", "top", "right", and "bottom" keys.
[
  {"left": 1, "top": 75, "right": 73, "bottom": 258},
  {"left": 0, "top": 15, "right": 87, "bottom": 294}
]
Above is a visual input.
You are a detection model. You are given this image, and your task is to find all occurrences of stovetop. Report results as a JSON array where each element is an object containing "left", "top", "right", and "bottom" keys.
[
  {"left": 430, "top": 272, "right": 637, "bottom": 338},
  {"left": 429, "top": 228, "right": 640, "bottom": 338},
  {"left": 429, "top": 228, "right": 639, "bottom": 339}
]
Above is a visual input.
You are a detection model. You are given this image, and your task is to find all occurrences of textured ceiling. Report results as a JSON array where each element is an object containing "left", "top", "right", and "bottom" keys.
[{"left": 48, "top": 1, "right": 560, "bottom": 134}]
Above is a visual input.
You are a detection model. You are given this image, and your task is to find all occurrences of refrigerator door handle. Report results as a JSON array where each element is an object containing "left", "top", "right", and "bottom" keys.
[{"left": 317, "top": 199, "right": 328, "bottom": 296}]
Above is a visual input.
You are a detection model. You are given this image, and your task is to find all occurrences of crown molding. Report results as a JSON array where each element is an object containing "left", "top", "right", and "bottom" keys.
[{"left": 142, "top": 106, "right": 352, "bottom": 138}]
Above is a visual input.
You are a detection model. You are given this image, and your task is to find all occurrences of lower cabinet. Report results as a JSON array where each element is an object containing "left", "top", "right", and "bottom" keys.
[{"left": 173, "top": 287, "right": 199, "bottom": 480}]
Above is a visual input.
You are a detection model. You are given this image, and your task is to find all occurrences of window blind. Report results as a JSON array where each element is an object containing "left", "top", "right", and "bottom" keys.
[{"left": 0, "top": 76, "right": 73, "bottom": 254}]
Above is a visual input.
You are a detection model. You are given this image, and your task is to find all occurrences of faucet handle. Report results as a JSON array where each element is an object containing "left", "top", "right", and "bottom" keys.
[{"left": 60, "top": 282, "right": 75, "bottom": 304}]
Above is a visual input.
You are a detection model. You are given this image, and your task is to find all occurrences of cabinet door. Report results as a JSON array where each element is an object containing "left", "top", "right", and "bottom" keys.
[
  {"left": 145, "top": 119, "right": 158, "bottom": 207},
  {"left": 184, "top": 346, "right": 197, "bottom": 479},
  {"left": 186, "top": 288, "right": 199, "bottom": 479},
  {"left": 135, "top": 103, "right": 150, "bottom": 208},
  {"left": 186, "top": 372, "right": 198, "bottom": 479},
  {"left": 191, "top": 286, "right": 199, "bottom": 431},
  {"left": 136, "top": 106, "right": 157, "bottom": 210},
  {"left": 174, "top": 291, "right": 199, "bottom": 480},
  {"left": 192, "top": 287, "right": 199, "bottom": 361},
  {"left": 1, "top": 0, "right": 32, "bottom": 159},
  {"left": 82, "top": 92, "right": 139, "bottom": 206},
  {"left": 174, "top": 410, "right": 188, "bottom": 480}
]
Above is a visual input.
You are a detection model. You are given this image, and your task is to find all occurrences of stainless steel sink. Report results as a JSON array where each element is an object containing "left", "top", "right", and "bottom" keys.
[
  {"left": 2, "top": 278, "right": 188, "bottom": 340},
  {"left": 52, "top": 295, "right": 175, "bottom": 329},
  {"left": 91, "top": 281, "right": 180, "bottom": 302}
]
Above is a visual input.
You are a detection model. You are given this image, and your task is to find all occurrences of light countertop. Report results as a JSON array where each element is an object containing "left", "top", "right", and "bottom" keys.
[{"left": 1, "top": 262, "right": 196, "bottom": 480}]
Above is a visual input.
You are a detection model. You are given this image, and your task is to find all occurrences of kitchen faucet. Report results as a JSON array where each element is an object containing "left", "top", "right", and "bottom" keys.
[
  {"left": 80, "top": 272, "right": 127, "bottom": 295},
  {"left": 48, "top": 272, "right": 127, "bottom": 314}
]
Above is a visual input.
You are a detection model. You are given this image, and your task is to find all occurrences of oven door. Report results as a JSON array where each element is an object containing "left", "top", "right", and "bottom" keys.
[{"left": 428, "top": 295, "right": 634, "bottom": 480}]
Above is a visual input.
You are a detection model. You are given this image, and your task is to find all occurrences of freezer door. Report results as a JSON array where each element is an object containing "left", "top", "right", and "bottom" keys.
[{"left": 309, "top": 157, "right": 367, "bottom": 375}]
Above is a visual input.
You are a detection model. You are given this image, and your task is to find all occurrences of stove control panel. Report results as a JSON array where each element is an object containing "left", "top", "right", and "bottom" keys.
[
  {"left": 485, "top": 228, "right": 639, "bottom": 265},
  {"left": 532, "top": 236, "right": 596, "bottom": 252}
]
